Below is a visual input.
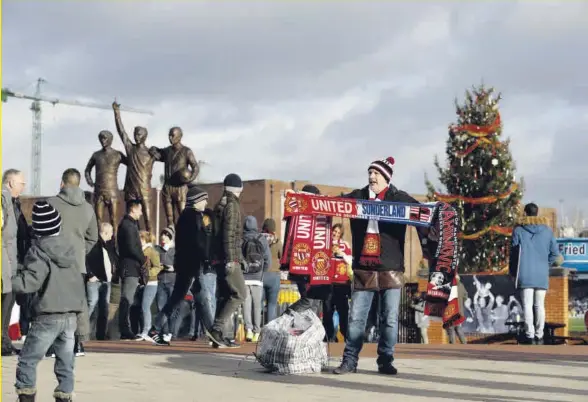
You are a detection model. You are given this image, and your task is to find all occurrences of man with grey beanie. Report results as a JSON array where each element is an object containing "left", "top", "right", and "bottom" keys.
[{"left": 206, "top": 173, "right": 247, "bottom": 348}]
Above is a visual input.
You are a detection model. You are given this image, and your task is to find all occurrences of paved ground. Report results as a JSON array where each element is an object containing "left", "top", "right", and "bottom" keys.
[{"left": 2, "top": 342, "right": 588, "bottom": 401}]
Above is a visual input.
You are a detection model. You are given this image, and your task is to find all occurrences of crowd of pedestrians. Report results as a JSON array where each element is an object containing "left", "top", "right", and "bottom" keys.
[{"left": 1, "top": 156, "right": 564, "bottom": 400}]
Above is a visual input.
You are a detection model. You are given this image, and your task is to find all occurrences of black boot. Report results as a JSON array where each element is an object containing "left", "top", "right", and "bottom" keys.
[
  {"left": 55, "top": 398, "right": 71, "bottom": 402},
  {"left": 18, "top": 393, "right": 36, "bottom": 402},
  {"left": 377, "top": 363, "right": 398, "bottom": 375},
  {"left": 333, "top": 359, "right": 357, "bottom": 375}
]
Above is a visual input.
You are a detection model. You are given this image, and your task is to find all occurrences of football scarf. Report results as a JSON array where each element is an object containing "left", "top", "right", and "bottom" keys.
[{"left": 282, "top": 191, "right": 462, "bottom": 326}]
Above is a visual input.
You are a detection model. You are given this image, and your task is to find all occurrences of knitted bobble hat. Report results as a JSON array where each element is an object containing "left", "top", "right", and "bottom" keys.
[
  {"left": 368, "top": 156, "right": 395, "bottom": 183},
  {"left": 186, "top": 185, "right": 208, "bottom": 207},
  {"left": 32, "top": 200, "right": 62, "bottom": 237}
]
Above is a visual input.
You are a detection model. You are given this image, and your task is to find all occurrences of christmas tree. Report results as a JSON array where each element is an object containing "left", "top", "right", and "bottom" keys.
[{"left": 425, "top": 85, "right": 523, "bottom": 273}]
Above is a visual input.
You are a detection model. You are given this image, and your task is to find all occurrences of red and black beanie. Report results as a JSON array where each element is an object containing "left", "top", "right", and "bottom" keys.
[{"left": 368, "top": 157, "right": 395, "bottom": 183}]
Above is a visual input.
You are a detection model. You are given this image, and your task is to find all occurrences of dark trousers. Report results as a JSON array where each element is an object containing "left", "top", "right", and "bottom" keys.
[
  {"left": 323, "top": 284, "right": 351, "bottom": 340},
  {"left": 154, "top": 270, "right": 195, "bottom": 333},
  {"left": 1, "top": 292, "right": 16, "bottom": 352},
  {"left": 212, "top": 266, "right": 246, "bottom": 337},
  {"left": 119, "top": 276, "right": 140, "bottom": 338},
  {"left": 16, "top": 293, "right": 34, "bottom": 336},
  {"left": 288, "top": 280, "right": 330, "bottom": 316}
]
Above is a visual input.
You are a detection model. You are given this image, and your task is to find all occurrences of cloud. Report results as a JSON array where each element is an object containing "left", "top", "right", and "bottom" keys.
[{"left": 2, "top": 1, "right": 587, "bottom": 222}]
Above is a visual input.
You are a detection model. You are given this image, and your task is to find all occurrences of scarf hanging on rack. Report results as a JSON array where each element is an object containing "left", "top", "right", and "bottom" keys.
[{"left": 282, "top": 191, "right": 462, "bottom": 326}]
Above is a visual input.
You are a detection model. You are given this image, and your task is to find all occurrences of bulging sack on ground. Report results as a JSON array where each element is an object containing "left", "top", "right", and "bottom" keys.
[{"left": 255, "top": 309, "right": 328, "bottom": 375}]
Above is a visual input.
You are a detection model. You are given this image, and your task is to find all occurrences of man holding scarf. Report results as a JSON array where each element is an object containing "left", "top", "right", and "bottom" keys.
[{"left": 334, "top": 157, "right": 429, "bottom": 375}]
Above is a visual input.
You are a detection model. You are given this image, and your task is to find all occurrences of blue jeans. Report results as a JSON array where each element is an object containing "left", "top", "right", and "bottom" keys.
[
  {"left": 156, "top": 272, "right": 176, "bottom": 334},
  {"left": 263, "top": 272, "right": 281, "bottom": 323},
  {"left": 342, "top": 288, "right": 401, "bottom": 367},
  {"left": 140, "top": 284, "right": 158, "bottom": 336},
  {"left": 16, "top": 313, "right": 76, "bottom": 398},
  {"left": 193, "top": 271, "right": 217, "bottom": 336},
  {"left": 87, "top": 281, "right": 111, "bottom": 336}
]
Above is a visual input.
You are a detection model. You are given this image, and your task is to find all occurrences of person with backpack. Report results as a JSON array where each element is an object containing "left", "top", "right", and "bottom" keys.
[
  {"left": 242, "top": 215, "right": 271, "bottom": 342},
  {"left": 148, "top": 185, "right": 214, "bottom": 345}
]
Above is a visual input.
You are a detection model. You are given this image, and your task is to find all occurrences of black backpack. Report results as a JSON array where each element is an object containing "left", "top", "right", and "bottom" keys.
[{"left": 242, "top": 234, "right": 265, "bottom": 274}]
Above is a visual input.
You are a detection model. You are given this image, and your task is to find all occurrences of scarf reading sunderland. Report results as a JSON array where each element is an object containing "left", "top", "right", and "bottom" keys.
[{"left": 282, "top": 191, "right": 463, "bottom": 327}]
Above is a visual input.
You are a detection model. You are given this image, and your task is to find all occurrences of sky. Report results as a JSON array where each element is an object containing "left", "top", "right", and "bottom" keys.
[{"left": 2, "top": 1, "right": 587, "bottom": 223}]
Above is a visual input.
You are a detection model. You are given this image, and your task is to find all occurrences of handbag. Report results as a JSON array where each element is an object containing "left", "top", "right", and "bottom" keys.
[{"left": 139, "top": 256, "right": 150, "bottom": 286}]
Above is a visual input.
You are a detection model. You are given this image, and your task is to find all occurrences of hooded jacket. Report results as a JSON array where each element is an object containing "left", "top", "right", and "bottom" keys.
[
  {"left": 48, "top": 187, "right": 98, "bottom": 274},
  {"left": 242, "top": 215, "right": 271, "bottom": 283},
  {"left": 509, "top": 216, "right": 562, "bottom": 290},
  {"left": 11, "top": 235, "right": 86, "bottom": 316}
]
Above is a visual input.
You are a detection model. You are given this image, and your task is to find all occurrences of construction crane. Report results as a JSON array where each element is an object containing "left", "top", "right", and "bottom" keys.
[{"left": 1, "top": 78, "right": 154, "bottom": 196}]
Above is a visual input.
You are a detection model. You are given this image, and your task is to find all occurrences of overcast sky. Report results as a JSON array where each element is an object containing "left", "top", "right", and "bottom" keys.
[{"left": 2, "top": 1, "right": 587, "bottom": 221}]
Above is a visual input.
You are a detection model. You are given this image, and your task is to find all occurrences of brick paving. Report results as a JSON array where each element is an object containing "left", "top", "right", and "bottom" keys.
[{"left": 3, "top": 342, "right": 588, "bottom": 401}]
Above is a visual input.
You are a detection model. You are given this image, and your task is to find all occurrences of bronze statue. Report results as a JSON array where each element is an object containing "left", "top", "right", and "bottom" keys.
[
  {"left": 84, "top": 130, "right": 127, "bottom": 237},
  {"left": 151, "top": 127, "right": 199, "bottom": 226},
  {"left": 112, "top": 101, "right": 157, "bottom": 232}
]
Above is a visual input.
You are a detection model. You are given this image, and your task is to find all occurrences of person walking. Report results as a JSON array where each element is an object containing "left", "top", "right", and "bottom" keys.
[
  {"left": 207, "top": 174, "right": 247, "bottom": 348},
  {"left": 148, "top": 186, "right": 215, "bottom": 346}
]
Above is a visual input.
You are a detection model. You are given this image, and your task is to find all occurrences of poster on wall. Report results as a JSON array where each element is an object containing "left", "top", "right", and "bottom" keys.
[
  {"left": 460, "top": 275, "right": 524, "bottom": 334},
  {"left": 569, "top": 278, "right": 588, "bottom": 333}
]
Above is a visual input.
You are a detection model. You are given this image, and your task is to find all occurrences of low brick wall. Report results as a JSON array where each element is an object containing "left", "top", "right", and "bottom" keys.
[{"left": 417, "top": 269, "right": 572, "bottom": 344}]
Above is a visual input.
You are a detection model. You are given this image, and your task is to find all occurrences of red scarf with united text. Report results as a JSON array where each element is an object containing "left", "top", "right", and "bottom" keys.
[{"left": 359, "top": 189, "right": 387, "bottom": 266}]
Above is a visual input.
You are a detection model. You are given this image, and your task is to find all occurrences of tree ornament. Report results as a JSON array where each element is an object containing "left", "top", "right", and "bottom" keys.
[{"left": 491, "top": 158, "right": 498, "bottom": 166}]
